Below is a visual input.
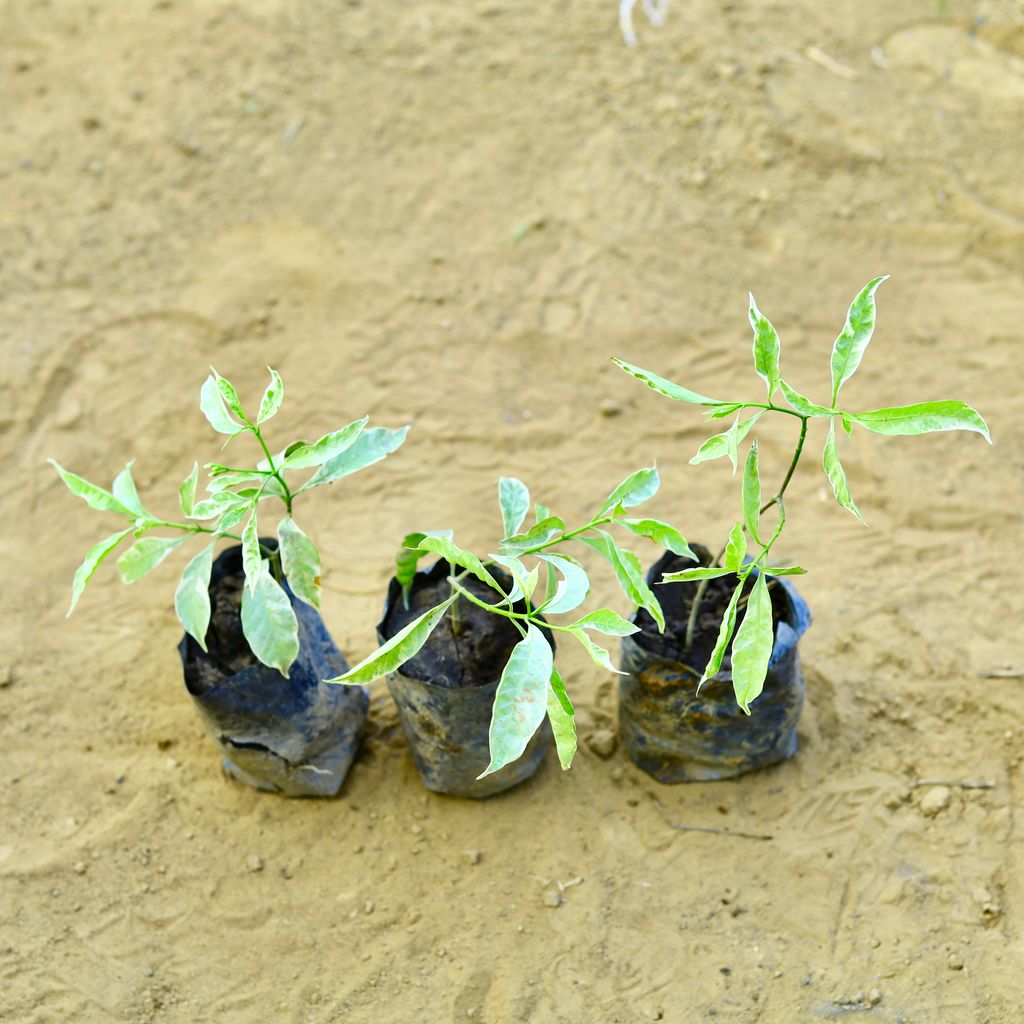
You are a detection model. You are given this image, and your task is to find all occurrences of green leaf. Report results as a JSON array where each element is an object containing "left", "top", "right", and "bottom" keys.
[
  {"left": 498, "top": 477, "right": 531, "bottom": 538},
  {"left": 690, "top": 414, "right": 761, "bottom": 466},
  {"left": 112, "top": 462, "right": 147, "bottom": 517},
  {"left": 829, "top": 276, "right": 889, "bottom": 407},
  {"left": 284, "top": 416, "right": 369, "bottom": 469},
  {"left": 660, "top": 566, "right": 735, "bottom": 584},
  {"left": 724, "top": 523, "right": 746, "bottom": 572},
  {"left": 199, "top": 375, "right": 244, "bottom": 435},
  {"left": 823, "top": 421, "right": 865, "bottom": 523},
  {"left": 67, "top": 528, "right": 133, "bottom": 615},
  {"left": 216, "top": 504, "right": 250, "bottom": 534},
  {"left": 488, "top": 553, "right": 538, "bottom": 604},
  {"left": 329, "top": 595, "right": 456, "bottom": 685},
  {"left": 396, "top": 530, "right": 453, "bottom": 605},
  {"left": 763, "top": 565, "right": 807, "bottom": 577},
  {"left": 50, "top": 459, "right": 134, "bottom": 517},
  {"left": 241, "top": 510, "right": 263, "bottom": 595},
  {"left": 741, "top": 440, "right": 762, "bottom": 545},
  {"left": 705, "top": 403, "right": 744, "bottom": 420},
  {"left": 188, "top": 491, "right": 254, "bottom": 521},
  {"left": 534, "top": 502, "right": 551, "bottom": 523},
  {"left": 612, "top": 357, "right": 725, "bottom": 406},
  {"left": 299, "top": 425, "right": 409, "bottom": 491},
  {"left": 240, "top": 564, "right": 300, "bottom": 676},
  {"left": 570, "top": 627, "right": 623, "bottom": 675},
  {"left": 479, "top": 624, "right": 553, "bottom": 778},
  {"left": 536, "top": 553, "right": 589, "bottom": 615},
  {"left": 206, "top": 469, "right": 273, "bottom": 494},
  {"left": 581, "top": 530, "right": 664, "bottom": 632},
  {"left": 748, "top": 292, "right": 781, "bottom": 398},
  {"left": 498, "top": 516, "right": 565, "bottom": 556},
  {"left": 417, "top": 535, "right": 500, "bottom": 592},
  {"left": 851, "top": 401, "right": 990, "bottom": 442},
  {"left": 211, "top": 368, "right": 248, "bottom": 422},
  {"left": 278, "top": 517, "right": 321, "bottom": 609},
  {"left": 600, "top": 465, "right": 660, "bottom": 514},
  {"left": 780, "top": 380, "right": 831, "bottom": 417},
  {"left": 724, "top": 415, "right": 741, "bottom": 474},
  {"left": 571, "top": 608, "right": 640, "bottom": 637},
  {"left": 117, "top": 536, "right": 186, "bottom": 584},
  {"left": 698, "top": 582, "right": 744, "bottom": 690},
  {"left": 546, "top": 666, "right": 577, "bottom": 771},
  {"left": 730, "top": 571, "right": 775, "bottom": 713},
  {"left": 174, "top": 543, "right": 214, "bottom": 650},
  {"left": 257, "top": 367, "right": 284, "bottom": 424},
  {"left": 179, "top": 463, "right": 199, "bottom": 516},
  {"left": 841, "top": 412, "right": 853, "bottom": 435},
  {"left": 618, "top": 518, "right": 696, "bottom": 560}
]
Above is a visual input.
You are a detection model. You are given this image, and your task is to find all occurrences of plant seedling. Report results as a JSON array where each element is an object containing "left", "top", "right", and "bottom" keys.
[
  {"left": 51, "top": 368, "right": 408, "bottom": 676},
  {"left": 330, "top": 467, "right": 692, "bottom": 776},
  {"left": 615, "top": 277, "right": 990, "bottom": 712}
]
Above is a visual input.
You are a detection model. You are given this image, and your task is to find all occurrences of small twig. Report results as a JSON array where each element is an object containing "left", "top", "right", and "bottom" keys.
[
  {"left": 668, "top": 823, "right": 773, "bottom": 841},
  {"left": 804, "top": 45, "right": 859, "bottom": 81},
  {"left": 913, "top": 779, "right": 995, "bottom": 790},
  {"left": 979, "top": 667, "right": 1024, "bottom": 679}
]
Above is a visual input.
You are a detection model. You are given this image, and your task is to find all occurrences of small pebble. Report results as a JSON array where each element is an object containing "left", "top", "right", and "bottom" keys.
[
  {"left": 948, "top": 952, "right": 964, "bottom": 970},
  {"left": 245, "top": 855, "right": 264, "bottom": 873},
  {"left": 543, "top": 890, "right": 564, "bottom": 908},
  {"left": 463, "top": 850, "right": 482, "bottom": 866},
  {"left": 587, "top": 729, "right": 618, "bottom": 759},
  {"left": 600, "top": 399, "right": 622, "bottom": 417},
  {"left": 72, "top": 861, "right": 87, "bottom": 875},
  {"left": 919, "top": 786, "right": 951, "bottom": 817},
  {"left": 364, "top": 900, "right": 375, "bottom": 915},
  {"left": 868, "top": 989, "right": 883, "bottom": 1006}
]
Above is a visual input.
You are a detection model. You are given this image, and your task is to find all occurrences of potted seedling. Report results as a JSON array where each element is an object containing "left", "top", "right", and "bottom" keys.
[
  {"left": 50, "top": 368, "right": 408, "bottom": 797},
  {"left": 613, "top": 277, "right": 990, "bottom": 782},
  {"left": 330, "top": 469, "right": 692, "bottom": 797}
]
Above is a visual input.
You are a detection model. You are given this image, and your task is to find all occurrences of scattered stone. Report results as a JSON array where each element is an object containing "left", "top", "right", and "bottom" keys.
[
  {"left": 0, "top": 665, "right": 14, "bottom": 688},
  {"left": 868, "top": 989, "right": 883, "bottom": 1005},
  {"left": 463, "top": 850, "right": 482, "bottom": 866},
  {"left": 542, "top": 889, "right": 564, "bottom": 908},
  {"left": 948, "top": 952, "right": 964, "bottom": 970},
  {"left": 72, "top": 861, "right": 87, "bottom": 875},
  {"left": 587, "top": 729, "right": 618, "bottom": 759},
  {"left": 600, "top": 399, "right": 623, "bottom": 417},
  {"left": 919, "top": 785, "right": 951, "bottom": 817},
  {"left": 244, "top": 855, "right": 264, "bottom": 873},
  {"left": 364, "top": 900, "right": 375, "bottom": 915},
  {"left": 691, "top": 168, "right": 711, "bottom": 187}
]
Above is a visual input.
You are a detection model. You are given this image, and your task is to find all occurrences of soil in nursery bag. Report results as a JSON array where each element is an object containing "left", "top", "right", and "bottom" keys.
[
  {"left": 380, "top": 559, "right": 552, "bottom": 798},
  {"left": 621, "top": 546, "right": 811, "bottom": 784},
  {"left": 179, "top": 542, "right": 369, "bottom": 797}
]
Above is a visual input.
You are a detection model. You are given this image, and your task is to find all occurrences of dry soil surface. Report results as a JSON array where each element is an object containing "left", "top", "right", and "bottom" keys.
[{"left": 2, "top": 2, "right": 1024, "bottom": 1022}]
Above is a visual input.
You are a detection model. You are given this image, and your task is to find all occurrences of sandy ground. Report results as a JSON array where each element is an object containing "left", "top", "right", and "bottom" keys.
[{"left": 2, "top": 1, "right": 1024, "bottom": 1021}]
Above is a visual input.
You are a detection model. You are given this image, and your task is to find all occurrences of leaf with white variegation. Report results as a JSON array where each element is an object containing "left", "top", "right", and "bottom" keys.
[
  {"left": 199, "top": 375, "right": 244, "bottom": 435},
  {"left": 498, "top": 516, "right": 565, "bottom": 556},
  {"left": 690, "top": 414, "right": 761, "bottom": 466},
  {"left": 174, "top": 543, "right": 214, "bottom": 650},
  {"left": 241, "top": 510, "right": 262, "bottom": 595},
  {"left": 581, "top": 530, "right": 664, "bottom": 631},
  {"left": 118, "top": 536, "right": 186, "bottom": 584},
  {"left": 570, "top": 608, "right": 640, "bottom": 636},
  {"left": 618, "top": 518, "right": 696, "bottom": 559},
  {"left": 179, "top": 463, "right": 199, "bottom": 516},
  {"left": 50, "top": 460, "right": 134, "bottom": 517},
  {"left": 829, "top": 276, "right": 889, "bottom": 407},
  {"left": 741, "top": 440, "right": 761, "bottom": 545},
  {"left": 600, "top": 465, "right": 660, "bottom": 514},
  {"left": 112, "top": 462, "right": 147, "bottom": 517},
  {"left": 780, "top": 380, "right": 831, "bottom": 417},
  {"left": 570, "top": 628, "right": 623, "bottom": 675},
  {"left": 489, "top": 554, "right": 538, "bottom": 604},
  {"left": 748, "top": 292, "right": 781, "bottom": 398},
  {"left": 724, "top": 523, "right": 747, "bottom": 572},
  {"left": 660, "top": 566, "right": 735, "bottom": 584},
  {"left": 536, "top": 553, "right": 589, "bottom": 615},
  {"left": 68, "top": 528, "right": 133, "bottom": 615},
  {"left": 498, "top": 477, "right": 530, "bottom": 539},
  {"left": 396, "top": 530, "right": 453, "bottom": 605},
  {"left": 240, "top": 564, "right": 300, "bottom": 676},
  {"left": 730, "top": 571, "right": 775, "bottom": 713},
  {"left": 278, "top": 517, "right": 321, "bottom": 609},
  {"left": 284, "top": 417, "right": 369, "bottom": 469},
  {"left": 417, "top": 535, "right": 500, "bottom": 592},
  {"left": 763, "top": 565, "right": 806, "bottom": 577},
  {"left": 479, "top": 625, "right": 553, "bottom": 778},
  {"left": 823, "top": 421, "right": 865, "bottom": 523},
  {"left": 851, "top": 401, "right": 990, "bottom": 442},
  {"left": 547, "top": 666, "right": 577, "bottom": 771},
  {"left": 724, "top": 415, "right": 741, "bottom": 474},
  {"left": 299, "top": 425, "right": 409, "bottom": 490},
  {"left": 698, "top": 582, "right": 743, "bottom": 691},
  {"left": 612, "top": 358, "right": 725, "bottom": 406},
  {"left": 211, "top": 369, "right": 248, "bottom": 423},
  {"left": 257, "top": 367, "right": 284, "bottom": 424}
]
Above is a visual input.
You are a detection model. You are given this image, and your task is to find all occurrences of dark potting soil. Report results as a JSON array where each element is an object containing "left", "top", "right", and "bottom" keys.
[
  {"left": 381, "top": 567, "right": 529, "bottom": 689},
  {"left": 633, "top": 550, "right": 783, "bottom": 671}
]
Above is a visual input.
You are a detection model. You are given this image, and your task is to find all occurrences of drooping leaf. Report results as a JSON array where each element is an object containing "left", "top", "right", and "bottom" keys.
[
  {"left": 299, "top": 425, "right": 409, "bottom": 491},
  {"left": 396, "top": 530, "right": 453, "bottom": 605},
  {"left": 417, "top": 535, "right": 500, "bottom": 592},
  {"left": 660, "top": 566, "right": 735, "bottom": 584},
  {"left": 823, "top": 421, "right": 865, "bottom": 523},
  {"left": 724, "top": 523, "right": 747, "bottom": 572},
  {"left": 546, "top": 665, "right": 577, "bottom": 771},
  {"left": 257, "top": 367, "right": 284, "bottom": 424},
  {"left": 479, "top": 624, "right": 553, "bottom": 778},
  {"left": 612, "top": 357, "right": 725, "bottom": 406},
  {"left": 498, "top": 516, "right": 565, "bottom": 556},
  {"left": 570, "top": 627, "right": 623, "bottom": 675},
  {"left": 690, "top": 414, "right": 761, "bottom": 466},
  {"left": 174, "top": 543, "right": 214, "bottom": 650},
  {"left": 278, "top": 517, "right": 321, "bottom": 609},
  {"left": 841, "top": 411, "right": 854, "bottom": 435},
  {"left": 498, "top": 477, "right": 530, "bottom": 539},
  {"left": 780, "top": 380, "right": 831, "bottom": 417},
  {"left": 741, "top": 440, "right": 762, "bottom": 545},
  {"left": 851, "top": 401, "right": 990, "bottom": 442},
  {"left": 730, "top": 571, "right": 775, "bottom": 713},
  {"left": 112, "top": 462, "right": 147, "bottom": 517},
  {"left": 328, "top": 595, "right": 456, "bottom": 685},
  {"left": 240, "top": 564, "right": 300, "bottom": 676},
  {"left": 829, "top": 276, "right": 889, "bottom": 407},
  {"left": 581, "top": 530, "right": 664, "bottom": 631},
  {"left": 724, "top": 415, "right": 741, "bottom": 474},
  {"left": 50, "top": 459, "right": 134, "bottom": 517},
  {"left": 706, "top": 403, "right": 744, "bottom": 420},
  {"left": 241, "top": 510, "right": 262, "bottom": 595},
  {"left": 698, "top": 581, "right": 744, "bottom": 690},
  {"left": 748, "top": 292, "right": 781, "bottom": 398},
  {"left": 536, "top": 553, "right": 589, "bottom": 615},
  {"left": 618, "top": 518, "right": 696, "bottom": 560},
  {"left": 763, "top": 565, "right": 807, "bottom": 576},
  {"left": 283, "top": 417, "right": 369, "bottom": 470},
  {"left": 600, "top": 465, "right": 660, "bottom": 514},
  {"left": 489, "top": 554, "right": 538, "bottom": 605},
  {"left": 117, "top": 535, "right": 186, "bottom": 584},
  {"left": 571, "top": 608, "right": 640, "bottom": 637},
  {"left": 179, "top": 463, "right": 199, "bottom": 516},
  {"left": 67, "top": 528, "right": 133, "bottom": 615},
  {"left": 199, "top": 375, "right": 244, "bottom": 435}
]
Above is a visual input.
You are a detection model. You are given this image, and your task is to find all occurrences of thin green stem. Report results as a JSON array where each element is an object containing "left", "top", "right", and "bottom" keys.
[
  {"left": 251, "top": 425, "right": 294, "bottom": 514},
  {"left": 448, "top": 579, "right": 577, "bottom": 634}
]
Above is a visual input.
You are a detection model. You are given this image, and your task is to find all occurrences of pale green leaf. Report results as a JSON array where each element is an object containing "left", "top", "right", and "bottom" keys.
[
  {"left": 724, "top": 523, "right": 747, "bottom": 572},
  {"left": 396, "top": 530, "right": 453, "bottom": 605},
  {"left": 498, "top": 516, "right": 565, "bottom": 556},
  {"left": 299, "top": 425, "right": 409, "bottom": 490},
  {"left": 705, "top": 403, "right": 744, "bottom": 420},
  {"left": 211, "top": 368, "right": 248, "bottom": 422},
  {"left": 328, "top": 595, "right": 456, "bottom": 685},
  {"left": 112, "top": 462, "right": 147, "bottom": 517},
  {"left": 241, "top": 510, "right": 262, "bottom": 595},
  {"left": 418, "top": 534, "right": 500, "bottom": 592},
  {"left": 600, "top": 465, "right": 660, "bottom": 514},
  {"left": 118, "top": 535, "right": 186, "bottom": 584},
  {"left": 690, "top": 414, "right": 761, "bottom": 466},
  {"left": 216, "top": 504, "right": 250, "bottom": 534},
  {"left": 284, "top": 416, "right": 369, "bottom": 469},
  {"left": 829, "top": 276, "right": 889, "bottom": 406},
  {"left": 660, "top": 566, "right": 734, "bottom": 584},
  {"left": 851, "top": 401, "right": 990, "bottom": 442},
  {"left": 534, "top": 502, "right": 551, "bottom": 524},
  {"left": 205, "top": 469, "right": 272, "bottom": 494},
  {"left": 612, "top": 357, "right": 725, "bottom": 406},
  {"left": 547, "top": 666, "right": 577, "bottom": 771},
  {"left": 841, "top": 411, "right": 853, "bottom": 435},
  {"left": 618, "top": 518, "right": 696, "bottom": 560},
  {"left": 50, "top": 459, "right": 134, "bottom": 517},
  {"left": 725, "top": 415, "right": 741, "bottom": 474},
  {"left": 489, "top": 554, "right": 538, "bottom": 604},
  {"left": 748, "top": 292, "right": 781, "bottom": 398},
  {"left": 179, "top": 463, "right": 199, "bottom": 516},
  {"left": 698, "top": 582, "right": 744, "bottom": 690},
  {"left": 278, "top": 517, "right": 321, "bottom": 609},
  {"left": 570, "top": 628, "right": 623, "bottom": 675},
  {"left": 68, "top": 528, "right": 132, "bottom": 615},
  {"left": 256, "top": 367, "right": 284, "bottom": 424},
  {"left": 730, "top": 572, "right": 775, "bottom": 713},
  {"left": 174, "top": 543, "right": 214, "bottom": 650},
  {"left": 741, "top": 440, "right": 762, "bottom": 545},
  {"left": 479, "top": 624, "right": 553, "bottom": 778},
  {"left": 823, "top": 421, "right": 865, "bottom": 523},
  {"left": 199, "top": 375, "right": 244, "bottom": 435},
  {"left": 498, "top": 477, "right": 530, "bottom": 539},
  {"left": 581, "top": 530, "right": 664, "bottom": 632},
  {"left": 536, "top": 553, "right": 589, "bottom": 615},
  {"left": 763, "top": 565, "right": 807, "bottom": 577},
  {"left": 188, "top": 491, "right": 254, "bottom": 521},
  {"left": 780, "top": 379, "right": 831, "bottom": 417},
  {"left": 240, "top": 564, "right": 300, "bottom": 676},
  {"left": 571, "top": 608, "right": 640, "bottom": 637}
]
